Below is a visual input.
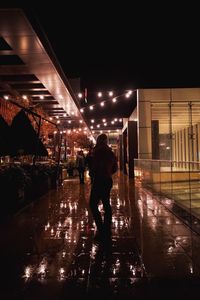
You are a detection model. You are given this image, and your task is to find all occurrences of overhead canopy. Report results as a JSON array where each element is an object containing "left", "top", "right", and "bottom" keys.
[
  {"left": 10, "top": 109, "right": 48, "bottom": 156},
  {"left": 0, "top": 8, "right": 86, "bottom": 130}
]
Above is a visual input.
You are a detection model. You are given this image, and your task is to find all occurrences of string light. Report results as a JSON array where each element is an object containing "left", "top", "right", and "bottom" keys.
[
  {"left": 78, "top": 89, "right": 135, "bottom": 113},
  {"left": 4, "top": 89, "right": 128, "bottom": 135},
  {"left": 98, "top": 92, "right": 102, "bottom": 97}
]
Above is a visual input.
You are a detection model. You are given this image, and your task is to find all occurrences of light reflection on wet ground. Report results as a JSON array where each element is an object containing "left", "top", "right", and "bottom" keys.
[{"left": 1, "top": 173, "right": 200, "bottom": 299}]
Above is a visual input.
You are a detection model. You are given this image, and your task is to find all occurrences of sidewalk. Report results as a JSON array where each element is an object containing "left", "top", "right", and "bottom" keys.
[{"left": 0, "top": 172, "right": 200, "bottom": 299}]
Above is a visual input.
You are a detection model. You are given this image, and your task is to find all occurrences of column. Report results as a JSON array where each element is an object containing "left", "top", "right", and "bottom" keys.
[
  {"left": 151, "top": 120, "right": 160, "bottom": 159},
  {"left": 119, "top": 134, "right": 123, "bottom": 170},
  {"left": 122, "top": 130, "right": 128, "bottom": 174},
  {"left": 127, "top": 121, "right": 138, "bottom": 178},
  {"left": 137, "top": 90, "right": 152, "bottom": 159}
]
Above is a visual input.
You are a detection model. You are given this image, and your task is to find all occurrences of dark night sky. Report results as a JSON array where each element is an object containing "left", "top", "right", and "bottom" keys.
[{"left": 11, "top": 3, "right": 200, "bottom": 91}]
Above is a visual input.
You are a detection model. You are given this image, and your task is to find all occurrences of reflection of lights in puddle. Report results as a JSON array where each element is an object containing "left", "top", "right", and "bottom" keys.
[
  {"left": 120, "top": 220, "right": 124, "bottom": 226},
  {"left": 164, "top": 199, "right": 172, "bottom": 206},
  {"left": 38, "top": 264, "right": 46, "bottom": 274},
  {"left": 114, "top": 220, "right": 118, "bottom": 227},
  {"left": 168, "top": 246, "right": 174, "bottom": 253},
  {"left": 116, "top": 198, "right": 121, "bottom": 209},
  {"left": 55, "top": 230, "right": 60, "bottom": 238},
  {"left": 23, "top": 266, "right": 32, "bottom": 280},
  {"left": 154, "top": 207, "right": 158, "bottom": 215},
  {"left": 37, "top": 261, "right": 47, "bottom": 280},
  {"left": 90, "top": 245, "right": 98, "bottom": 259},
  {"left": 190, "top": 264, "right": 193, "bottom": 274},
  {"left": 45, "top": 222, "right": 50, "bottom": 231},
  {"left": 175, "top": 236, "right": 188, "bottom": 246},
  {"left": 166, "top": 218, "right": 171, "bottom": 225},
  {"left": 112, "top": 258, "right": 120, "bottom": 275},
  {"left": 115, "top": 258, "right": 120, "bottom": 267},
  {"left": 149, "top": 217, "right": 157, "bottom": 231},
  {"left": 152, "top": 217, "right": 157, "bottom": 224},
  {"left": 129, "top": 264, "right": 136, "bottom": 276},
  {"left": 58, "top": 267, "right": 65, "bottom": 280},
  {"left": 175, "top": 220, "right": 181, "bottom": 224}
]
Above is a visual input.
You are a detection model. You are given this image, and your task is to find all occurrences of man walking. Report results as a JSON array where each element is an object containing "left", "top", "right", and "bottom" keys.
[{"left": 89, "top": 134, "right": 118, "bottom": 242}]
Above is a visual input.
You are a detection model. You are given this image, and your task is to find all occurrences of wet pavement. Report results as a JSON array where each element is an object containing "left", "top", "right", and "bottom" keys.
[{"left": 1, "top": 172, "right": 200, "bottom": 299}]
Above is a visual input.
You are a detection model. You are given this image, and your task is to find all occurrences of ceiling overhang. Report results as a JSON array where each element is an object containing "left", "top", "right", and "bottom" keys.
[{"left": 0, "top": 8, "right": 86, "bottom": 129}]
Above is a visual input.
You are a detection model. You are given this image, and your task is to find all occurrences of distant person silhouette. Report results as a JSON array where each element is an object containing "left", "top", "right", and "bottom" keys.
[
  {"left": 76, "top": 150, "right": 85, "bottom": 184},
  {"left": 89, "top": 134, "right": 118, "bottom": 242},
  {"left": 85, "top": 146, "right": 94, "bottom": 184}
]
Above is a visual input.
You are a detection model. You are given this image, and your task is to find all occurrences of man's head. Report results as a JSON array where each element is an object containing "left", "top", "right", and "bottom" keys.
[{"left": 96, "top": 133, "right": 107, "bottom": 145}]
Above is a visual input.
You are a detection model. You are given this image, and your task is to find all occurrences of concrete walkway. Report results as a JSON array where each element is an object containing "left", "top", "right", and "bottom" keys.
[{"left": 1, "top": 171, "right": 200, "bottom": 299}]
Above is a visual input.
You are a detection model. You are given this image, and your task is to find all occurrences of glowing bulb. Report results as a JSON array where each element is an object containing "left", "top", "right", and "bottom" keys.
[{"left": 98, "top": 92, "right": 102, "bottom": 97}]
